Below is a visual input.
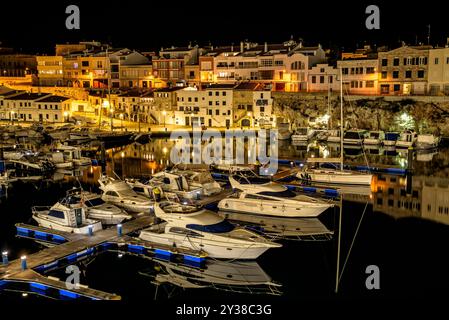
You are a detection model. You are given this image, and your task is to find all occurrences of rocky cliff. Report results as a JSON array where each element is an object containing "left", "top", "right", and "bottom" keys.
[{"left": 272, "top": 92, "right": 449, "bottom": 136}]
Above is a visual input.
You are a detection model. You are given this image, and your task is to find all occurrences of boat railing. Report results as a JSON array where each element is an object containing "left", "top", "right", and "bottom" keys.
[{"left": 31, "top": 205, "right": 52, "bottom": 213}]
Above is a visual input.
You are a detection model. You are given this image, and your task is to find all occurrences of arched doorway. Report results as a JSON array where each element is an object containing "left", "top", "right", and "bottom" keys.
[{"left": 241, "top": 119, "right": 250, "bottom": 127}]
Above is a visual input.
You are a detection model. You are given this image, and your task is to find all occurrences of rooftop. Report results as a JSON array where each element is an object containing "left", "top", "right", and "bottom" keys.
[
  {"left": 36, "top": 95, "right": 70, "bottom": 103},
  {"left": 204, "top": 84, "right": 236, "bottom": 90},
  {"left": 5, "top": 92, "right": 50, "bottom": 101}
]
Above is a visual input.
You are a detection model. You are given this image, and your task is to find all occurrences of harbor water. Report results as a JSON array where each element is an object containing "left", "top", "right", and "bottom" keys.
[{"left": 1, "top": 137, "right": 448, "bottom": 301}]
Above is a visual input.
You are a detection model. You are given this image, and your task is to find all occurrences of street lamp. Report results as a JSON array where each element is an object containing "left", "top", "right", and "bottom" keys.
[
  {"left": 63, "top": 111, "right": 69, "bottom": 123},
  {"left": 162, "top": 110, "right": 167, "bottom": 131},
  {"left": 119, "top": 113, "right": 124, "bottom": 131}
]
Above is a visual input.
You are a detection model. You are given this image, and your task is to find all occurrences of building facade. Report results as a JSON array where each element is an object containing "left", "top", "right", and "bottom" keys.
[
  {"left": 337, "top": 58, "right": 379, "bottom": 95},
  {"left": 378, "top": 45, "right": 431, "bottom": 95},
  {"left": 0, "top": 91, "right": 71, "bottom": 123},
  {"left": 427, "top": 47, "right": 449, "bottom": 95}
]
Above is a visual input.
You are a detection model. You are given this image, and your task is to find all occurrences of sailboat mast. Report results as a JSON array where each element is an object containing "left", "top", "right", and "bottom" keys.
[{"left": 340, "top": 67, "right": 344, "bottom": 171}]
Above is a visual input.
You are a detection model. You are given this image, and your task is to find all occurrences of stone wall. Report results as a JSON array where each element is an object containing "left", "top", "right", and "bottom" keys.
[{"left": 272, "top": 92, "right": 449, "bottom": 136}]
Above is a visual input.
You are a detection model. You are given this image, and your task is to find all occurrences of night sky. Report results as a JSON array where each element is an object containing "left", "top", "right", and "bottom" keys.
[{"left": 0, "top": 0, "right": 448, "bottom": 54}]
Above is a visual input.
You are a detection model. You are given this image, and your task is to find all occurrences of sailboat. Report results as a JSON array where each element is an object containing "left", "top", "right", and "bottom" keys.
[{"left": 296, "top": 68, "right": 373, "bottom": 186}]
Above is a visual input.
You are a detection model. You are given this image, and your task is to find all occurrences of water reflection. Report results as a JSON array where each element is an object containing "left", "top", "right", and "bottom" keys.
[{"left": 139, "top": 257, "right": 282, "bottom": 298}]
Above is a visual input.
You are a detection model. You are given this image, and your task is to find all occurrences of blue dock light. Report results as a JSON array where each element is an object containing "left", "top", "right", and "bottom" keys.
[
  {"left": 88, "top": 225, "right": 93, "bottom": 236},
  {"left": 117, "top": 224, "right": 123, "bottom": 237},
  {"left": 2, "top": 251, "right": 8, "bottom": 265},
  {"left": 21, "top": 255, "right": 27, "bottom": 270}
]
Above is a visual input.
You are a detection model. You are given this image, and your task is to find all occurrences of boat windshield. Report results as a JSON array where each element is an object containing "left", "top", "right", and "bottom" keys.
[
  {"left": 187, "top": 220, "right": 235, "bottom": 233},
  {"left": 234, "top": 175, "right": 271, "bottom": 185},
  {"left": 258, "top": 189, "right": 297, "bottom": 198},
  {"left": 344, "top": 131, "right": 363, "bottom": 139},
  {"left": 296, "top": 128, "right": 308, "bottom": 135},
  {"left": 84, "top": 197, "right": 105, "bottom": 207},
  {"left": 370, "top": 132, "right": 380, "bottom": 138}
]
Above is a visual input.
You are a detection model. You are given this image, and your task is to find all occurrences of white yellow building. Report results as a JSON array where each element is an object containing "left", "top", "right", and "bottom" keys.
[
  {"left": 427, "top": 47, "right": 449, "bottom": 95},
  {"left": 0, "top": 91, "right": 71, "bottom": 123},
  {"left": 307, "top": 64, "right": 340, "bottom": 93},
  {"left": 175, "top": 84, "right": 234, "bottom": 127},
  {"left": 36, "top": 56, "right": 64, "bottom": 86},
  {"left": 199, "top": 40, "right": 326, "bottom": 92},
  {"left": 337, "top": 58, "right": 379, "bottom": 95}
]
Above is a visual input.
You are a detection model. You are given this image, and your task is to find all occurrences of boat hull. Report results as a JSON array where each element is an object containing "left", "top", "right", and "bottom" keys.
[
  {"left": 217, "top": 199, "right": 329, "bottom": 218},
  {"left": 139, "top": 231, "right": 271, "bottom": 259},
  {"left": 298, "top": 171, "right": 372, "bottom": 186},
  {"left": 32, "top": 215, "right": 102, "bottom": 234}
]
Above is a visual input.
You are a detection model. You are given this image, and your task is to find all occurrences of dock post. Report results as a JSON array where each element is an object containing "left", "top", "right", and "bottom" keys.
[
  {"left": 2, "top": 251, "right": 8, "bottom": 265},
  {"left": 117, "top": 224, "right": 122, "bottom": 237},
  {"left": 88, "top": 225, "right": 93, "bottom": 236},
  {"left": 406, "top": 147, "right": 414, "bottom": 195},
  {"left": 21, "top": 256, "right": 27, "bottom": 270}
]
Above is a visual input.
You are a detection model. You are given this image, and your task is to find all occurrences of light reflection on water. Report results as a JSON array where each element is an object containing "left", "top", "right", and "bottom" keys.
[
  {"left": 1, "top": 137, "right": 449, "bottom": 300},
  {"left": 94, "top": 138, "right": 448, "bottom": 227}
]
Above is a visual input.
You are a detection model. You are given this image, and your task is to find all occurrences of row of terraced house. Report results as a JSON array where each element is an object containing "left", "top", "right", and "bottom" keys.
[{"left": 3, "top": 39, "right": 449, "bottom": 96}]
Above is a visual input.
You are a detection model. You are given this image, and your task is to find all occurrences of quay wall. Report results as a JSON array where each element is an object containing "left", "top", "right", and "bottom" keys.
[{"left": 272, "top": 92, "right": 449, "bottom": 136}]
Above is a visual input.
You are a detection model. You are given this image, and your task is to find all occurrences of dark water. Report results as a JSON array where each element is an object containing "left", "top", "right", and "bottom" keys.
[{"left": 1, "top": 138, "right": 448, "bottom": 301}]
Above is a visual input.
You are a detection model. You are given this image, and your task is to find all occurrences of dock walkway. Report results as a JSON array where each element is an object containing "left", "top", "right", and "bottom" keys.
[{"left": 0, "top": 215, "right": 206, "bottom": 300}]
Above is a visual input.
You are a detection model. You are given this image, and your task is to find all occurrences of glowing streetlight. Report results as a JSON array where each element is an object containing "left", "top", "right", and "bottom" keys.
[{"left": 63, "top": 111, "right": 69, "bottom": 122}]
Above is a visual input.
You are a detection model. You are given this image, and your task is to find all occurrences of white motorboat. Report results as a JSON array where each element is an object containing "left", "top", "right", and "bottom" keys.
[
  {"left": 125, "top": 178, "right": 179, "bottom": 201},
  {"left": 291, "top": 127, "right": 316, "bottom": 141},
  {"left": 218, "top": 175, "right": 333, "bottom": 217},
  {"left": 383, "top": 132, "right": 400, "bottom": 146},
  {"left": 416, "top": 134, "right": 440, "bottom": 150},
  {"left": 44, "top": 152, "right": 73, "bottom": 169},
  {"left": 55, "top": 143, "right": 91, "bottom": 166},
  {"left": 46, "top": 124, "right": 75, "bottom": 141},
  {"left": 98, "top": 175, "right": 154, "bottom": 213},
  {"left": 149, "top": 171, "right": 203, "bottom": 200},
  {"left": 1, "top": 145, "right": 36, "bottom": 160},
  {"left": 211, "top": 159, "right": 255, "bottom": 174},
  {"left": 396, "top": 130, "right": 417, "bottom": 148},
  {"left": 32, "top": 196, "right": 102, "bottom": 234},
  {"left": 68, "top": 189, "right": 132, "bottom": 225},
  {"left": 364, "top": 130, "right": 385, "bottom": 145},
  {"left": 139, "top": 201, "right": 281, "bottom": 260},
  {"left": 343, "top": 129, "right": 368, "bottom": 145},
  {"left": 171, "top": 165, "right": 222, "bottom": 196}
]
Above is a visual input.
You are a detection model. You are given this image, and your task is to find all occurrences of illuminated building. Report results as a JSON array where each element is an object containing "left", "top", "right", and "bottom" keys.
[{"left": 377, "top": 44, "right": 431, "bottom": 95}]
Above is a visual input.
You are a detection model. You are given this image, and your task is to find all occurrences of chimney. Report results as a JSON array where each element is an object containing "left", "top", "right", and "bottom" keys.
[
  {"left": 240, "top": 41, "right": 244, "bottom": 52},
  {"left": 264, "top": 42, "right": 268, "bottom": 52}
]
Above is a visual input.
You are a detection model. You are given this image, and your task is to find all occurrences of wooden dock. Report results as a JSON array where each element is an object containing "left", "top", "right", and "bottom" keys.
[{"left": 1, "top": 215, "right": 206, "bottom": 300}]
